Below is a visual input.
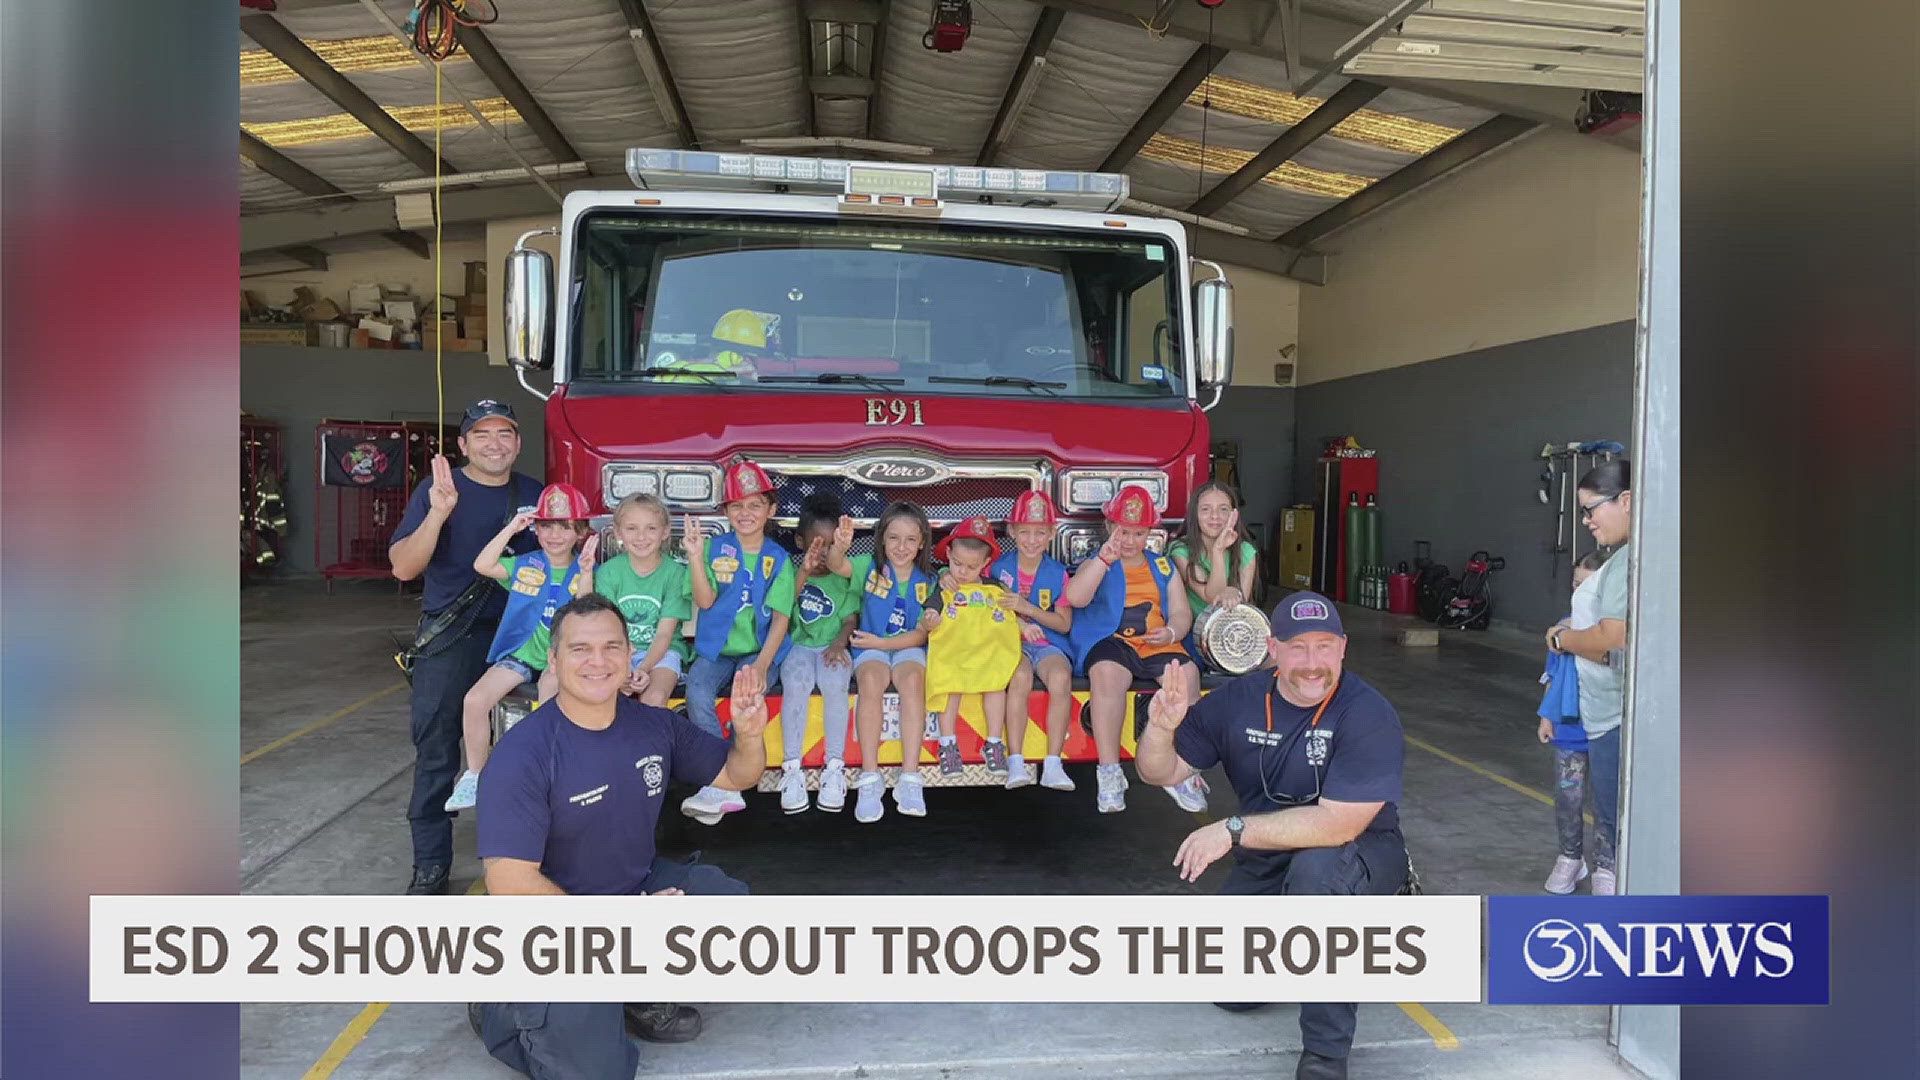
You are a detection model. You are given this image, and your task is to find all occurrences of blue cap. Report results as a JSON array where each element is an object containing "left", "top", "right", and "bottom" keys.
[
  {"left": 460, "top": 398, "right": 518, "bottom": 434},
  {"left": 1270, "top": 591, "right": 1344, "bottom": 640}
]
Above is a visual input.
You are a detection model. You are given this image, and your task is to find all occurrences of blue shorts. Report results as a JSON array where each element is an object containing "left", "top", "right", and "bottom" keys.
[
  {"left": 494, "top": 656, "right": 539, "bottom": 683},
  {"left": 1021, "top": 642, "right": 1068, "bottom": 668},
  {"left": 633, "top": 649, "right": 685, "bottom": 676},
  {"left": 853, "top": 646, "right": 927, "bottom": 671}
]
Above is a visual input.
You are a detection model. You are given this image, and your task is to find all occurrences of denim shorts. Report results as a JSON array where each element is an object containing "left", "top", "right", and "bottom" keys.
[
  {"left": 633, "top": 649, "right": 685, "bottom": 676},
  {"left": 494, "top": 656, "right": 539, "bottom": 683},
  {"left": 1021, "top": 642, "right": 1069, "bottom": 668},
  {"left": 852, "top": 646, "right": 927, "bottom": 671}
]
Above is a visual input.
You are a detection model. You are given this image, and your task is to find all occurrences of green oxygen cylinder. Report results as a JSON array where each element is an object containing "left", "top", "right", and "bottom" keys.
[
  {"left": 1344, "top": 492, "right": 1363, "bottom": 603},
  {"left": 1362, "top": 493, "right": 1383, "bottom": 578}
]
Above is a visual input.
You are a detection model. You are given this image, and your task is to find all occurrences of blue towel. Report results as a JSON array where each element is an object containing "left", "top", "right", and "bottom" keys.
[{"left": 1538, "top": 650, "right": 1588, "bottom": 749}]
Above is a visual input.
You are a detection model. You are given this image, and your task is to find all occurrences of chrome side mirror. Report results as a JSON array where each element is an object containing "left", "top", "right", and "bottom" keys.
[
  {"left": 1193, "top": 261, "right": 1234, "bottom": 389},
  {"left": 504, "top": 231, "right": 556, "bottom": 371}
]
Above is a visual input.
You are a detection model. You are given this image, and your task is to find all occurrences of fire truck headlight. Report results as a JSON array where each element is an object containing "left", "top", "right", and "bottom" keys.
[
  {"left": 1059, "top": 470, "right": 1168, "bottom": 512},
  {"left": 662, "top": 468, "right": 717, "bottom": 505},
  {"left": 604, "top": 465, "right": 661, "bottom": 505},
  {"left": 1067, "top": 476, "right": 1114, "bottom": 507}
]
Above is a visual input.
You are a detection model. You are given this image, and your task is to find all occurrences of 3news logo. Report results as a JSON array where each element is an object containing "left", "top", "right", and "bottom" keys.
[{"left": 1487, "top": 896, "right": 1829, "bottom": 1005}]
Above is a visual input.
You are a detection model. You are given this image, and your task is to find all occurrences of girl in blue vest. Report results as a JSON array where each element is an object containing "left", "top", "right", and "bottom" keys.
[
  {"left": 826, "top": 500, "right": 936, "bottom": 823},
  {"left": 1061, "top": 484, "right": 1206, "bottom": 815},
  {"left": 991, "top": 490, "right": 1077, "bottom": 792},
  {"left": 446, "top": 482, "right": 597, "bottom": 812},
  {"left": 680, "top": 458, "right": 796, "bottom": 825}
]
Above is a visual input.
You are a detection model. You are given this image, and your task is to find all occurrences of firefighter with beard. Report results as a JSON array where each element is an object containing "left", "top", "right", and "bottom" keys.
[{"left": 1134, "top": 591, "right": 1409, "bottom": 1080}]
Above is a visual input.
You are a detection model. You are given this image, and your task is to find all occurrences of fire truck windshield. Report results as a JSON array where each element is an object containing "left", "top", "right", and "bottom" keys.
[{"left": 571, "top": 211, "right": 1185, "bottom": 401}]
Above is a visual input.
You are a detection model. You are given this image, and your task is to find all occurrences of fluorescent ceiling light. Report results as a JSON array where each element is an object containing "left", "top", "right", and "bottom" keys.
[
  {"left": 378, "top": 161, "right": 588, "bottom": 194},
  {"left": 1344, "top": 55, "right": 1641, "bottom": 93},
  {"left": 239, "top": 35, "right": 428, "bottom": 85},
  {"left": 1139, "top": 133, "right": 1375, "bottom": 200},
  {"left": 243, "top": 97, "right": 521, "bottom": 148},
  {"left": 1120, "top": 199, "right": 1253, "bottom": 237},
  {"left": 1186, "top": 76, "right": 1465, "bottom": 156},
  {"left": 1424, "top": 0, "right": 1644, "bottom": 31}
]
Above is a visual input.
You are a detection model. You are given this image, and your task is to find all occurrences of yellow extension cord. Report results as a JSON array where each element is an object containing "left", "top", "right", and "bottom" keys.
[{"left": 434, "top": 60, "right": 445, "bottom": 455}]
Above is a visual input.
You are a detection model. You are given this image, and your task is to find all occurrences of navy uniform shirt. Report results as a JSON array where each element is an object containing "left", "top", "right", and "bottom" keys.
[
  {"left": 1175, "top": 669, "right": 1404, "bottom": 866},
  {"left": 390, "top": 468, "right": 541, "bottom": 616},
  {"left": 476, "top": 696, "right": 731, "bottom": 895}
]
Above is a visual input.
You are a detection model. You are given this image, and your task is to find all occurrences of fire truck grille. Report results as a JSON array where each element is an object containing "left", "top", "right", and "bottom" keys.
[{"left": 771, "top": 473, "right": 1034, "bottom": 525}]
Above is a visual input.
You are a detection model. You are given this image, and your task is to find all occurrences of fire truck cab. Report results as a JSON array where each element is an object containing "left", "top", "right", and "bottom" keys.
[{"left": 496, "top": 148, "right": 1238, "bottom": 788}]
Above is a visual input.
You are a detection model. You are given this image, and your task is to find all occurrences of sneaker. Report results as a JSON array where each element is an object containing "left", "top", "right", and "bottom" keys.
[
  {"left": 894, "top": 773, "right": 928, "bottom": 817},
  {"left": 1040, "top": 756, "right": 1075, "bottom": 791},
  {"left": 1162, "top": 773, "right": 1210, "bottom": 813},
  {"left": 1544, "top": 855, "right": 1590, "bottom": 895},
  {"left": 778, "top": 763, "right": 809, "bottom": 814},
  {"left": 1004, "top": 754, "right": 1033, "bottom": 789},
  {"left": 1590, "top": 867, "right": 1617, "bottom": 895},
  {"left": 443, "top": 770, "right": 479, "bottom": 812},
  {"left": 1095, "top": 764, "right": 1128, "bottom": 813},
  {"left": 405, "top": 864, "right": 449, "bottom": 895},
  {"left": 937, "top": 739, "right": 963, "bottom": 776},
  {"left": 853, "top": 772, "right": 885, "bottom": 823},
  {"left": 679, "top": 785, "right": 735, "bottom": 826},
  {"left": 982, "top": 740, "right": 1009, "bottom": 775},
  {"left": 816, "top": 760, "right": 848, "bottom": 811}
]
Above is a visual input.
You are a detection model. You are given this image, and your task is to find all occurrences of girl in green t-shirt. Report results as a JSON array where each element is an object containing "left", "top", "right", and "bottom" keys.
[
  {"left": 598, "top": 494, "right": 694, "bottom": 709},
  {"left": 1167, "top": 481, "right": 1260, "bottom": 621}
]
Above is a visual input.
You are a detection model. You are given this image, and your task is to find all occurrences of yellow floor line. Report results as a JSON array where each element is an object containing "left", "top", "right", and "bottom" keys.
[
  {"left": 243, "top": 681, "right": 405, "bottom": 765},
  {"left": 303, "top": 877, "right": 488, "bottom": 1079},
  {"left": 1396, "top": 1001, "right": 1461, "bottom": 1050},
  {"left": 301, "top": 1002, "right": 389, "bottom": 1080},
  {"left": 1403, "top": 733, "right": 1594, "bottom": 825}
]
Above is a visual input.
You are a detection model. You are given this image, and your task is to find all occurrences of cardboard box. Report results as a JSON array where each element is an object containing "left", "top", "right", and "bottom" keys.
[
  {"left": 1279, "top": 506, "right": 1316, "bottom": 590},
  {"left": 356, "top": 316, "right": 394, "bottom": 342},
  {"left": 240, "top": 324, "right": 311, "bottom": 346},
  {"left": 464, "top": 260, "right": 487, "bottom": 298},
  {"left": 348, "top": 283, "right": 382, "bottom": 314},
  {"left": 382, "top": 299, "right": 419, "bottom": 327}
]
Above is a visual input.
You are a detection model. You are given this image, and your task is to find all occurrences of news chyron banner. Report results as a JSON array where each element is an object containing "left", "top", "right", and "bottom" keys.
[
  {"left": 91, "top": 896, "right": 1480, "bottom": 1004},
  {"left": 1488, "top": 896, "right": 1830, "bottom": 1005}
]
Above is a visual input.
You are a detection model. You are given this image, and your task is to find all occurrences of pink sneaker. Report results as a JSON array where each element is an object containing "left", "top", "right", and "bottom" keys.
[
  {"left": 1590, "top": 867, "right": 1617, "bottom": 895},
  {"left": 1544, "top": 856, "right": 1589, "bottom": 894}
]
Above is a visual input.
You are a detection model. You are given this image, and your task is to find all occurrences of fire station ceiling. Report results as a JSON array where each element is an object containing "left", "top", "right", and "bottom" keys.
[{"left": 240, "top": 0, "right": 1640, "bottom": 281}]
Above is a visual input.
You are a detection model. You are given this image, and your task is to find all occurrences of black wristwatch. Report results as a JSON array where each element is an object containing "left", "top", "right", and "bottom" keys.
[{"left": 1224, "top": 815, "right": 1246, "bottom": 847}]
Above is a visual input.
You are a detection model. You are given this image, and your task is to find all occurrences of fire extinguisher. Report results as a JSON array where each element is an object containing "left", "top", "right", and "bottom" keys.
[{"left": 923, "top": 0, "right": 972, "bottom": 51}]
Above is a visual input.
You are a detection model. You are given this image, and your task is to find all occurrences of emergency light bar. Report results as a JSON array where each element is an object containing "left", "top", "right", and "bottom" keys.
[{"left": 625, "top": 148, "right": 1130, "bottom": 212}]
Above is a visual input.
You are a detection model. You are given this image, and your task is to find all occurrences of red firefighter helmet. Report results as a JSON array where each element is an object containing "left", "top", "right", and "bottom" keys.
[
  {"left": 532, "top": 482, "right": 592, "bottom": 521},
  {"left": 1008, "top": 489, "right": 1059, "bottom": 529},
  {"left": 722, "top": 458, "right": 777, "bottom": 504},
  {"left": 1102, "top": 484, "right": 1162, "bottom": 529},
  {"left": 934, "top": 515, "right": 1002, "bottom": 563}
]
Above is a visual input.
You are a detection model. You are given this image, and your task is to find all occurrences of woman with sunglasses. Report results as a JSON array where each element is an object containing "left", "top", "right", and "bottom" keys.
[
  {"left": 1135, "top": 591, "right": 1408, "bottom": 1080},
  {"left": 1543, "top": 458, "right": 1632, "bottom": 895}
]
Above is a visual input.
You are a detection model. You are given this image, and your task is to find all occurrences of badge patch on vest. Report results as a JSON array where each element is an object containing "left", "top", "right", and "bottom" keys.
[
  {"left": 1037, "top": 588, "right": 1052, "bottom": 609},
  {"left": 1153, "top": 556, "right": 1172, "bottom": 576},
  {"left": 914, "top": 581, "right": 929, "bottom": 604},
  {"left": 515, "top": 565, "right": 547, "bottom": 588}
]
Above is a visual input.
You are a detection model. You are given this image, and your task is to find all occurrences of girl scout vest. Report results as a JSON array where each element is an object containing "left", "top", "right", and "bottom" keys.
[
  {"left": 925, "top": 582, "right": 1022, "bottom": 699},
  {"left": 990, "top": 551, "right": 1071, "bottom": 656},
  {"left": 1067, "top": 553, "right": 1182, "bottom": 674},
  {"left": 693, "top": 532, "right": 792, "bottom": 664},
  {"left": 859, "top": 560, "right": 933, "bottom": 638},
  {"left": 486, "top": 550, "right": 582, "bottom": 665}
]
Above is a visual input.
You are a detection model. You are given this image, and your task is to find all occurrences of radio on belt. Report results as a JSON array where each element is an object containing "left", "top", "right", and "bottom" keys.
[{"left": 625, "top": 148, "right": 1130, "bottom": 213}]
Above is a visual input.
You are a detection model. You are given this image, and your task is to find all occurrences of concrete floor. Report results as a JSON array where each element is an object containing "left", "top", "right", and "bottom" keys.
[{"left": 240, "top": 579, "right": 1637, "bottom": 1079}]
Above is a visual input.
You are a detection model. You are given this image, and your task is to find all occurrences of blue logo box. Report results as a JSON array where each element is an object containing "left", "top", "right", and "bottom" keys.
[{"left": 1487, "top": 895, "right": 1828, "bottom": 1005}]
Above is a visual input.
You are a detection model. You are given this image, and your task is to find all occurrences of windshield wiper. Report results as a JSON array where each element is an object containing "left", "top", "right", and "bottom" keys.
[
  {"left": 928, "top": 374, "right": 1065, "bottom": 395},
  {"left": 760, "top": 372, "right": 906, "bottom": 390},
  {"left": 623, "top": 366, "right": 729, "bottom": 385}
]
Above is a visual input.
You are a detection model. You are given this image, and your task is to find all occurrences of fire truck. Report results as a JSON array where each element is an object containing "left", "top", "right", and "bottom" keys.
[{"left": 496, "top": 148, "right": 1236, "bottom": 788}]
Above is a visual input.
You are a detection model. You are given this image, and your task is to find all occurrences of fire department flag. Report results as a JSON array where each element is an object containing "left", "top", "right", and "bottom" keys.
[{"left": 322, "top": 434, "right": 406, "bottom": 489}]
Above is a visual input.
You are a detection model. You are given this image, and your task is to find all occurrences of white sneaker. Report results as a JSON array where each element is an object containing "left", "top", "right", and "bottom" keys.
[
  {"left": 1163, "top": 773, "right": 1210, "bottom": 813},
  {"left": 1590, "top": 867, "right": 1617, "bottom": 895},
  {"left": 779, "top": 763, "right": 809, "bottom": 814},
  {"left": 444, "top": 769, "right": 479, "bottom": 812},
  {"left": 853, "top": 772, "right": 885, "bottom": 823},
  {"left": 1096, "top": 764, "right": 1128, "bottom": 813},
  {"left": 894, "top": 773, "right": 928, "bottom": 817},
  {"left": 816, "top": 760, "right": 848, "bottom": 811},
  {"left": 680, "top": 785, "right": 738, "bottom": 826},
  {"left": 1544, "top": 856, "right": 1590, "bottom": 894},
  {"left": 1040, "top": 756, "right": 1075, "bottom": 791},
  {"left": 1004, "top": 754, "right": 1034, "bottom": 789}
]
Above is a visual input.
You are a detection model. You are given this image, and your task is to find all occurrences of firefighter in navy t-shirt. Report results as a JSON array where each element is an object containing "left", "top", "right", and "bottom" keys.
[
  {"left": 471, "top": 593, "right": 769, "bottom": 1078},
  {"left": 1135, "top": 591, "right": 1409, "bottom": 1080}
]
